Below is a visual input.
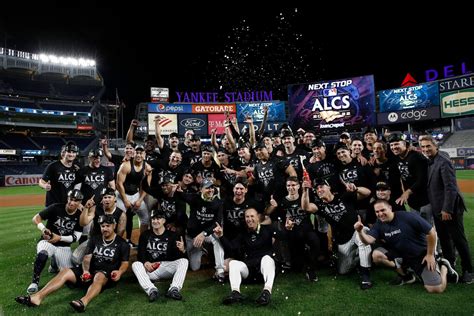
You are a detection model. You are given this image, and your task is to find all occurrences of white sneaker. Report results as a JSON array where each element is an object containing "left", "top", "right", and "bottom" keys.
[{"left": 27, "top": 283, "right": 38, "bottom": 294}]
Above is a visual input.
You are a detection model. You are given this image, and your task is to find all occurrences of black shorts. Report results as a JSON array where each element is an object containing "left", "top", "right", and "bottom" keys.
[{"left": 68, "top": 266, "right": 117, "bottom": 290}]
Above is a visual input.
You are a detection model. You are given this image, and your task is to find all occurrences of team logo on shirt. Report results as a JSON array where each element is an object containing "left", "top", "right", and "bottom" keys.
[
  {"left": 340, "top": 167, "right": 358, "bottom": 183},
  {"left": 93, "top": 244, "right": 116, "bottom": 262},
  {"left": 321, "top": 201, "right": 347, "bottom": 222},
  {"left": 58, "top": 171, "right": 76, "bottom": 188},
  {"left": 53, "top": 216, "right": 77, "bottom": 235},
  {"left": 147, "top": 238, "right": 168, "bottom": 259},
  {"left": 160, "top": 200, "right": 176, "bottom": 218},
  {"left": 85, "top": 173, "right": 105, "bottom": 189}
]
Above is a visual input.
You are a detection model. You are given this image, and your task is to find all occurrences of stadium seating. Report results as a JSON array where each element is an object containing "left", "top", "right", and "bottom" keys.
[{"left": 442, "top": 130, "right": 474, "bottom": 149}]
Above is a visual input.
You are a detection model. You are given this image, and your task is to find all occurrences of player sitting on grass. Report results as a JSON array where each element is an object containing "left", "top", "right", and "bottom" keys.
[{"left": 15, "top": 215, "right": 130, "bottom": 312}]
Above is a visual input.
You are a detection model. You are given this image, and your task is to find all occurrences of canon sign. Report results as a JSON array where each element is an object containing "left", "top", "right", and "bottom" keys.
[
  {"left": 180, "top": 118, "right": 206, "bottom": 128},
  {"left": 377, "top": 106, "right": 440, "bottom": 125},
  {"left": 5, "top": 174, "right": 43, "bottom": 187}
]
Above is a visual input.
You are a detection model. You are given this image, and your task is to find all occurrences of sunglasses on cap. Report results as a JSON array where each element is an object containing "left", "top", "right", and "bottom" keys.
[{"left": 98, "top": 215, "right": 116, "bottom": 225}]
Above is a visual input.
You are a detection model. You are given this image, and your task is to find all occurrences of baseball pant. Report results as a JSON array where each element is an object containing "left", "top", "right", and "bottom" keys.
[
  {"left": 132, "top": 258, "right": 189, "bottom": 295},
  {"left": 116, "top": 192, "right": 149, "bottom": 226},
  {"left": 229, "top": 255, "right": 275, "bottom": 292},
  {"left": 337, "top": 228, "right": 371, "bottom": 275},
  {"left": 37, "top": 240, "right": 73, "bottom": 268},
  {"left": 186, "top": 234, "right": 225, "bottom": 274},
  {"left": 72, "top": 240, "right": 88, "bottom": 265}
]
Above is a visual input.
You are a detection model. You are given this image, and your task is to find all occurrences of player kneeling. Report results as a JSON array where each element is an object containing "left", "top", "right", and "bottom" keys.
[
  {"left": 15, "top": 215, "right": 130, "bottom": 312},
  {"left": 132, "top": 209, "right": 188, "bottom": 302}
]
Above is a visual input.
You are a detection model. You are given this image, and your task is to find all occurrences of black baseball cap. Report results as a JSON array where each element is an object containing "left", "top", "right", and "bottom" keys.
[
  {"left": 363, "top": 127, "right": 377, "bottom": 135},
  {"left": 101, "top": 187, "right": 116, "bottom": 197},
  {"left": 201, "top": 178, "right": 214, "bottom": 189},
  {"left": 169, "top": 132, "right": 179, "bottom": 138},
  {"left": 190, "top": 135, "right": 201, "bottom": 141},
  {"left": 145, "top": 135, "right": 156, "bottom": 142},
  {"left": 68, "top": 189, "right": 84, "bottom": 200},
  {"left": 63, "top": 142, "right": 79, "bottom": 153},
  {"left": 280, "top": 129, "right": 294, "bottom": 138},
  {"left": 387, "top": 132, "right": 407, "bottom": 143},
  {"left": 254, "top": 141, "right": 266, "bottom": 149},
  {"left": 161, "top": 174, "right": 174, "bottom": 184},
  {"left": 311, "top": 138, "right": 326, "bottom": 148},
  {"left": 376, "top": 181, "right": 391, "bottom": 191},
  {"left": 98, "top": 214, "right": 116, "bottom": 225},
  {"left": 314, "top": 178, "right": 330, "bottom": 187},
  {"left": 88, "top": 148, "right": 103, "bottom": 157},
  {"left": 237, "top": 139, "right": 250, "bottom": 149},
  {"left": 150, "top": 209, "right": 166, "bottom": 219}
]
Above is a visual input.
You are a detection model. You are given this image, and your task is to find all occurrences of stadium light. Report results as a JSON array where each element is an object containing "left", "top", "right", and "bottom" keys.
[{"left": 39, "top": 53, "right": 95, "bottom": 68}]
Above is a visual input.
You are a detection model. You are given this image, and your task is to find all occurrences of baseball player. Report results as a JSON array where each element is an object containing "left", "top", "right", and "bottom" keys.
[
  {"left": 215, "top": 208, "right": 276, "bottom": 306},
  {"left": 72, "top": 187, "right": 126, "bottom": 264},
  {"left": 39, "top": 141, "right": 80, "bottom": 206},
  {"left": 15, "top": 215, "right": 130, "bottom": 312},
  {"left": 173, "top": 178, "right": 225, "bottom": 282},
  {"left": 25, "top": 189, "right": 84, "bottom": 294},
  {"left": 132, "top": 210, "right": 188, "bottom": 302},
  {"left": 302, "top": 178, "right": 373, "bottom": 290},
  {"left": 116, "top": 144, "right": 150, "bottom": 243}
]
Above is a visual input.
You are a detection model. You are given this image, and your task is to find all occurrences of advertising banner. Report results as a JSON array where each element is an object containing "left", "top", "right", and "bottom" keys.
[
  {"left": 376, "top": 106, "right": 440, "bottom": 125},
  {"left": 147, "top": 113, "right": 177, "bottom": 135},
  {"left": 456, "top": 147, "right": 474, "bottom": 157},
  {"left": 236, "top": 101, "right": 286, "bottom": 122},
  {"left": 177, "top": 114, "right": 208, "bottom": 136},
  {"left": 440, "top": 88, "right": 474, "bottom": 118},
  {"left": 207, "top": 114, "right": 227, "bottom": 134},
  {"left": 378, "top": 82, "right": 439, "bottom": 112},
  {"left": 150, "top": 87, "right": 169, "bottom": 103},
  {"left": 287, "top": 75, "right": 376, "bottom": 131},
  {"left": 148, "top": 103, "right": 192, "bottom": 113},
  {"left": 5, "top": 174, "right": 43, "bottom": 187},
  {"left": 192, "top": 104, "right": 236, "bottom": 114}
]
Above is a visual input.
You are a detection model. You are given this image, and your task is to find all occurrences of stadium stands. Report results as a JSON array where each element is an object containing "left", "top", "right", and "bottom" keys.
[{"left": 441, "top": 130, "right": 474, "bottom": 149}]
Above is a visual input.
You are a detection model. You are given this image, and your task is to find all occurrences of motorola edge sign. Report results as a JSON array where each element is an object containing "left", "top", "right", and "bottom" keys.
[{"left": 377, "top": 106, "right": 440, "bottom": 125}]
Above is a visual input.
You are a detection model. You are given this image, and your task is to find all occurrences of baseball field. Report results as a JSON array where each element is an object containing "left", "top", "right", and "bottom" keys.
[{"left": 1, "top": 171, "right": 473, "bottom": 315}]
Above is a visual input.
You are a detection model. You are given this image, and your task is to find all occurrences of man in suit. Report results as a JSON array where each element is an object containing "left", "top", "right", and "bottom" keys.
[{"left": 420, "top": 135, "right": 472, "bottom": 284}]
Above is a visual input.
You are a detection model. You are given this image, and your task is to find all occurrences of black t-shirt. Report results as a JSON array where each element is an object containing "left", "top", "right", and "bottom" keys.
[
  {"left": 42, "top": 160, "right": 79, "bottom": 206},
  {"left": 91, "top": 205, "right": 124, "bottom": 238},
  {"left": 223, "top": 198, "right": 261, "bottom": 239},
  {"left": 191, "top": 160, "right": 222, "bottom": 182},
  {"left": 307, "top": 157, "right": 342, "bottom": 194},
  {"left": 253, "top": 157, "right": 289, "bottom": 199},
  {"left": 177, "top": 192, "right": 223, "bottom": 238},
  {"left": 75, "top": 165, "right": 114, "bottom": 203},
  {"left": 279, "top": 195, "right": 312, "bottom": 228},
  {"left": 86, "top": 234, "right": 130, "bottom": 273},
  {"left": 395, "top": 150, "right": 429, "bottom": 209},
  {"left": 284, "top": 148, "right": 310, "bottom": 179},
  {"left": 137, "top": 229, "right": 183, "bottom": 263},
  {"left": 368, "top": 211, "right": 432, "bottom": 259},
  {"left": 39, "top": 203, "right": 82, "bottom": 247},
  {"left": 316, "top": 192, "right": 358, "bottom": 244}
]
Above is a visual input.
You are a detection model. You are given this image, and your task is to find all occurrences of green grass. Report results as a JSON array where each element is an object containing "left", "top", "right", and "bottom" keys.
[
  {"left": 1, "top": 189, "right": 474, "bottom": 315},
  {"left": 456, "top": 170, "right": 474, "bottom": 180},
  {"left": 0, "top": 185, "right": 44, "bottom": 196}
]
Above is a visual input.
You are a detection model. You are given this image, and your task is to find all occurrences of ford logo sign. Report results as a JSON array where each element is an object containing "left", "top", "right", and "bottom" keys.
[{"left": 180, "top": 118, "right": 205, "bottom": 128}]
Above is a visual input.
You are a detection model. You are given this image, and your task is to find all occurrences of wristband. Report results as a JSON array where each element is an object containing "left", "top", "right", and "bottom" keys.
[{"left": 37, "top": 223, "right": 46, "bottom": 233}]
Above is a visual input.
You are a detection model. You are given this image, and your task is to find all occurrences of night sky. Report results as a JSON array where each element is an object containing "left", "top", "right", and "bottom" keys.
[{"left": 1, "top": 6, "right": 473, "bottom": 124}]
